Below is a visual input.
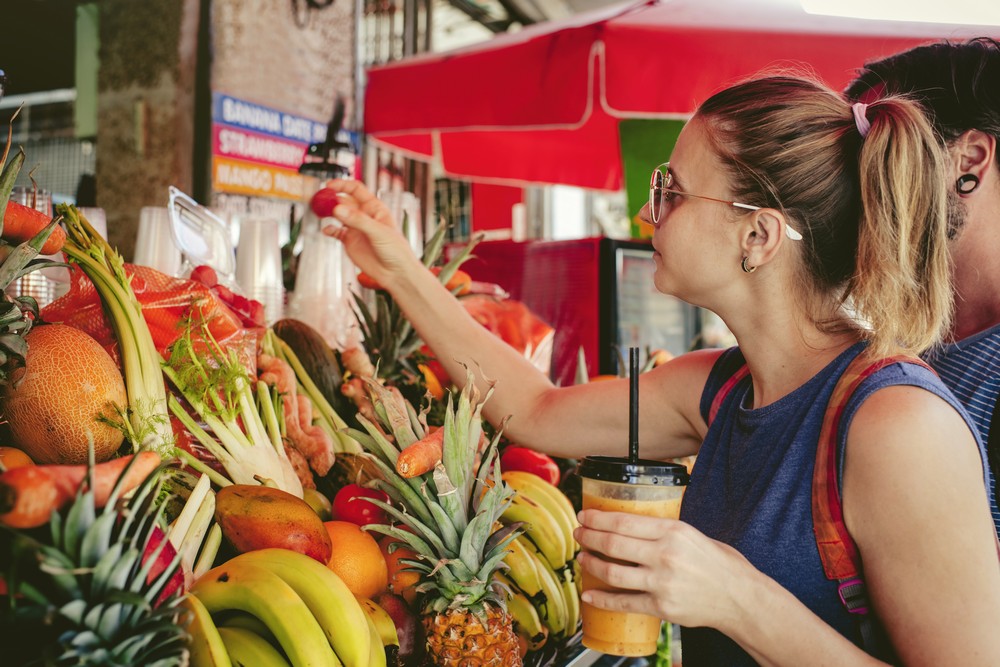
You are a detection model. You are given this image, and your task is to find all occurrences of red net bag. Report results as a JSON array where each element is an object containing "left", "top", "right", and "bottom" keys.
[
  {"left": 41, "top": 263, "right": 259, "bottom": 371},
  {"left": 462, "top": 295, "right": 555, "bottom": 374}
]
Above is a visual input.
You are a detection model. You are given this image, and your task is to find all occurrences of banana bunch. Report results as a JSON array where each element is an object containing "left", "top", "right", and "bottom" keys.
[
  {"left": 185, "top": 548, "right": 380, "bottom": 667},
  {"left": 499, "top": 471, "right": 581, "bottom": 649}
]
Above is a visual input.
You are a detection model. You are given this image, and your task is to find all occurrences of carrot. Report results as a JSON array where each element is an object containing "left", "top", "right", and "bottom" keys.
[
  {"left": 357, "top": 271, "right": 383, "bottom": 290},
  {"left": 431, "top": 267, "right": 472, "bottom": 295},
  {"left": 2, "top": 200, "right": 67, "bottom": 254},
  {"left": 0, "top": 451, "right": 161, "bottom": 529},
  {"left": 396, "top": 427, "right": 445, "bottom": 478}
]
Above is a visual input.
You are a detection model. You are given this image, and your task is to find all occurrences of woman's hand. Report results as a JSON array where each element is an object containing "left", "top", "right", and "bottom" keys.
[
  {"left": 319, "top": 179, "right": 422, "bottom": 289},
  {"left": 575, "top": 509, "right": 756, "bottom": 632}
]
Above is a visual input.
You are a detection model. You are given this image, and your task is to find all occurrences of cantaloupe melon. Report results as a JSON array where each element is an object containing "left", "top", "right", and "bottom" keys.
[{"left": 1, "top": 324, "right": 127, "bottom": 464}]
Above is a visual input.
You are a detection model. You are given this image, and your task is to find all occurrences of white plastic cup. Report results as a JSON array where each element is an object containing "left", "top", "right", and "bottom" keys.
[
  {"left": 288, "top": 230, "right": 356, "bottom": 347},
  {"left": 134, "top": 207, "right": 183, "bottom": 276},
  {"left": 235, "top": 217, "right": 285, "bottom": 324}
]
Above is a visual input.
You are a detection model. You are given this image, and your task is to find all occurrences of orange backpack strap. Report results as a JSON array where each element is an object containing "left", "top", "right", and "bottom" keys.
[
  {"left": 812, "top": 352, "right": 931, "bottom": 647},
  {"left": 707, "top": 364, "right": 751, "bottom": 426}
]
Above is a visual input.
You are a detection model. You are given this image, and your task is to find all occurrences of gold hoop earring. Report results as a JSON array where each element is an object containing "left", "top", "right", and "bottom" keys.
[{"left": 741, "top": 257, "right": 756, "bottom": 274}]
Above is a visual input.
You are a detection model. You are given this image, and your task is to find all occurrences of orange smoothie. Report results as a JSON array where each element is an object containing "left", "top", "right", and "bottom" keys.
[{"left": 580, "top": 492, "right": 683, "bottom": 656}]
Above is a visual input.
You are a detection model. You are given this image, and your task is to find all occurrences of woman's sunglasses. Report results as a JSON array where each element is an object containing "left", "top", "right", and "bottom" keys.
[{"left": 649, "top": 163, "right": 803, "bottom": 241}]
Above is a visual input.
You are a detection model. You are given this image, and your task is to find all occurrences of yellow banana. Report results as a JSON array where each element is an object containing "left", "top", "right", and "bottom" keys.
[
  {"left": 191, "top": 559, "right": 340, "bottom": 667},
  {"left": 357, "top": 597, "right": 399, "bottom": 648},
  {"left": 518, "top": 537, "right": 568, "bottom": 637},
  {"left": 559, "top": 563, "right": 581, "bottom": 638},
  {"left": 236, "top": 548, "right": 372, "bottom": 667},
  {"left": 495, "top": 573, "right": 548, "bottom": 652},
  {"left": 501, "top": 494, "right": 568, "bottom": 570},
  {"left": 504, "top": 535, "right": 544, "bottom": 597},
  {"left": 572, "top": 557, "right": 583, "bottom": 598},
  {"left": 363, "top": 611, "right": 388, "bottom": 667},
  {"left": 503, "top": 471, "right": 579, "bottom": 561},
  {"left": 217, "top": 626, "right": 292, "bottom": 667},
  {"left": 219, "top": 611, "right": 276, "bottom": 644},
  {"left": 181, "top": 594, "right": 232, "bottom": 667}
]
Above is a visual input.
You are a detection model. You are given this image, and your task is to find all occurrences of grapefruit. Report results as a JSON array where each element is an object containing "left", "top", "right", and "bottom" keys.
[{"left": 1, "top": 324, "right": 127, "bottom": 464}]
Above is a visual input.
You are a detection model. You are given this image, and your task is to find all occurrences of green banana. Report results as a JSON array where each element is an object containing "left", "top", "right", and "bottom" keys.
[
  {"left": 236, "top": 549, "right": 372, "bottom": 667},
  {"left": 503, "top": 471, "right": 579, "bottom": 562},
  {"left": 357, "top": 597, "right": 400, "bottom": 648},
  {"left": 559, "top": 563, "right": 581, "bottom": 638},
  {"left": 496, "top": 573, "right": 548, "bottom": 652},
  {"left": 191, "top": 560, "right": 341, "bottom": 667},
  {"left": 501, "top": 494, "right": 568, "bottom": 570},
  {"left": 504, "top": 534, "right": 544, "bottom": 597},
  {"left": 518, "top": 537, "right": 568, "bottom": 637},
  {"left": 363, "top": 611, "right": 388, "bottom": 667},
  {"left": 218, "top": 626, "right": 292, "bottom": 667},
  {"left": 181, "top": 594, "right": 233, "bottom": 667}
]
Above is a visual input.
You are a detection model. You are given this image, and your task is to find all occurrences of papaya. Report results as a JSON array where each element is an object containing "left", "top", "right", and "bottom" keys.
[
  {"left": 214, "top": 485, "right": 333, "bottom": 564},
  {"left": 271, "top": 318, "right": 347, "bottom": 414}
]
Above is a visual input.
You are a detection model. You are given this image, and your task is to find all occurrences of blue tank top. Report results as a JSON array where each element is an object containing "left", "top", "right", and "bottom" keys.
[
  {"left": 679, "top": 343, "right": 987, "bottom": 666},
  {"left": 924, "top": 323, "right": 1000, "bottom": 536}
]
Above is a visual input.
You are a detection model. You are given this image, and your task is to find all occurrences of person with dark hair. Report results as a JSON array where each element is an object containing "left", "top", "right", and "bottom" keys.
[
  {"left": 322, "top": 74, "right": 1000, "bottom": 665},
  {"left": 847, "top": 38, "right": 1000, "bottom": 536}
]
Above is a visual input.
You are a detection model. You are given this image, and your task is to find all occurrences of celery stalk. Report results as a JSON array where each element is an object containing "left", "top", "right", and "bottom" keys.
[{"left": 57, "top": 204, "right": 172, "bottom": 455}]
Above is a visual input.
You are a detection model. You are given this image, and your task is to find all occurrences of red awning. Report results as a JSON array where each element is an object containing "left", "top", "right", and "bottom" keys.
[{"left": 365, "top": 0, "right": 994, "bottom": 191}]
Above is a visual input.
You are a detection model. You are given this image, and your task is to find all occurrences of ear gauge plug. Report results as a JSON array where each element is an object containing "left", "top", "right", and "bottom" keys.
[{"left": 956, "top": 174, "right": 980, "bottom": 194}]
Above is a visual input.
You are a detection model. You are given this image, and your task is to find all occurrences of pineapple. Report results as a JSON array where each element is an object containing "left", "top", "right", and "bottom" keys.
[
  {"left": 351, "top": 372, "right": 523, "bottom": 667},
  {"left": 0, "top": 113, "right": 66, "bottom": 392},
  {"left": 351, "top": 219, "right": 479, "bottom": 388},
  {"left": 0, "top": 454, "right": 187, "bottom": 665}
]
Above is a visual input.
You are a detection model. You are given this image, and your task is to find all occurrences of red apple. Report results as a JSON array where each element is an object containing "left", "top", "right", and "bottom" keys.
[{"left": 374, "top": 591, "right": 423, "bottom": 662}]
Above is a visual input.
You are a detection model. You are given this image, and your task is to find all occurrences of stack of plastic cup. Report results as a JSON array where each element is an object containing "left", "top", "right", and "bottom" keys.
[
  {"left": 133, "top": 207, "right": 183, "bottom": 276},
  {"left": 287, "top": 230, "right": 357, "bottom": 348},
  {"left": 235, "top": 217, "right": 284, "bottom": 325}
]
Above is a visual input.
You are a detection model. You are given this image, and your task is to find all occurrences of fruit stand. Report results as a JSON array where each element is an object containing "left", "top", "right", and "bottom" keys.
[{"left": 0, "top": 124, "right": 608, "bottom": 666}]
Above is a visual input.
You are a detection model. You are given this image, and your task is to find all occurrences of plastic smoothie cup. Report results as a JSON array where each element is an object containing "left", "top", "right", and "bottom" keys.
[{"left": 578, "top": 455, "right": 689, "bottom": 657}]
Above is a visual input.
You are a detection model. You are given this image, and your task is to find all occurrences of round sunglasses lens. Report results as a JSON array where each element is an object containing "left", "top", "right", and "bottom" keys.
[{"left": 650, "top": 170, "right": 665, "bottom": 222}]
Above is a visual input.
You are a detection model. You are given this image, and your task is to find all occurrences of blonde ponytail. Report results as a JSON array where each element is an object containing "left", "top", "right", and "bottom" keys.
[{"left": 851, "top": 99, "right": 952, "bottom": 357}]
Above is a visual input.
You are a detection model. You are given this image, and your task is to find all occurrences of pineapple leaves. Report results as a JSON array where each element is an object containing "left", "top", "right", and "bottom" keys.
[
  {"left": 0, "top": 147, "right": 25, "bottom": 231},
  {"left": 353, "top": 448, "right": 435, "bottom": 527},
  {"left": 435, "top": 230, "right": 482, "bottom": 287},
  {"left": 0, "top": 216, "right": 63, "bottom": 289},
  {"left": 361, "top": 497, "right": 449, "bottom": 556},
  {"left": 363, "top": 377, "right": 418, "bottom": 448},
  {"left": 460, "top": 460, "right": 513, "bottom": 576},
  {"left": 420, "top": 219, "right": 449, "bottom": 269},
  {"left": 425, "top": 497, "right": 461, "bottom": 554}
]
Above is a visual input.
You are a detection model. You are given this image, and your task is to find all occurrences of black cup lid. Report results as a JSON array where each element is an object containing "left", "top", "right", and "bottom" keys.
[{"left": 578, "top": 456, "right": 689, "bottom": 486}]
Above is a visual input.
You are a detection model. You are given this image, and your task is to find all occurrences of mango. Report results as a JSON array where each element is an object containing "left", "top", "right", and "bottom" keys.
[{"left": 215, "top": 485, "right": 333, "bottom": 564}]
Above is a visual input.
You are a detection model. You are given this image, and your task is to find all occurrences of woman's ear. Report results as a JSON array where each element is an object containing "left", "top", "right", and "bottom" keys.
[
  {"left": 951, "top": 130, "right": 996, "bottom": 188},
  {"left": 740, "top": 209, "right": 787, "bottom": 268}
]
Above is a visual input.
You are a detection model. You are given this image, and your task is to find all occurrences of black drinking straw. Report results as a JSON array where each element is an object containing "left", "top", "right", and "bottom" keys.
[{"left": 628, "top": 346, "right": 639, "bottom": 464}]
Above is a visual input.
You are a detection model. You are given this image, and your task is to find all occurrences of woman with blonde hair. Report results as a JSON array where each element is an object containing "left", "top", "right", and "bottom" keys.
[{"left": 323, "top": 75, "right": 1000, "bottom": 665}]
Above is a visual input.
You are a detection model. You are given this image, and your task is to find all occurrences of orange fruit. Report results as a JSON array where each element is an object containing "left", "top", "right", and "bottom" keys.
[
  {"left": 0, "top": 446, "right": 34, "bottom": 470},
  {"left": 324, "top": 520, "right": 388, "bottom": 598},
  {"left": 379, "top": 535, "right": 422, "bottom": 606},
  {"left": 2, "top": 324, "right": 126, "bottom": 464}
]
